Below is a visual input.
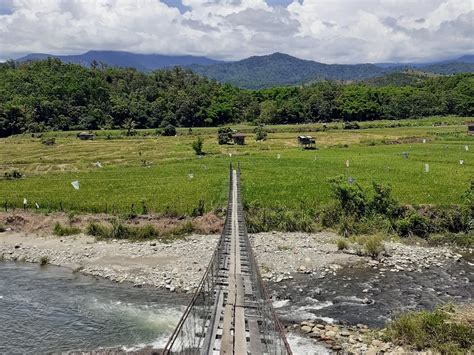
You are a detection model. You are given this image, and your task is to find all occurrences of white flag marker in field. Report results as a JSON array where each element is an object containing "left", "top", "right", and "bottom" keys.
[
  {"left": 188, "top": 173, "right": 194, "bottom": 179},
  {"left": 277, "top": 154, "right": 281, "bottom": 159},
  {"left": 345, "top": 160, "right": 350, "bottom": 168},
  {"left": 465, "top": 145, "right": 469, "bottom": 151},
  {"left": 71, "top": 180, "right": 80, "bottom": 190},
  {"left": 423, "top": 139, "right": 426, "bottom": 144},
  {"left": 460, "top": 160, "right": 464, "bottom": 165},
  {"left": 424, "top": 164, "right": 430, "bottom": 173},
  {"left": 23, "top": 198, "right": 27, "bottom": 206}
]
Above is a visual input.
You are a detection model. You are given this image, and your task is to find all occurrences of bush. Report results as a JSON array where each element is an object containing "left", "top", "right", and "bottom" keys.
[
  {"left": 370, "top": 182, "right": 397, "bottom": 216},
  {"left": 4, "top": 170, "right": 22, "bottom": 180},
  {"left": 343, "top": 121, "right": 360, "bottom": 130},
  {"left": 363, "top": 235, "right": 385, "bottom": 258},
  {"left": 192, "top": 136, "right": 204, "bottom": 155},
  {"left": 0, "top": 224, "right": 6, "bottom": 232},
  {"left": 336, "top": 239, "right": 349, "bottom": 250},
  {"left": 39, "top": 256, "right": 49, "bottom": 265},
  {"left": 217, "top": 127, "right": 233, "bottom": 145},
  {"left": 161, "top": 124, "right": 176, "bottom": 136},
  {"left": 41, "top": 137, "right": 56, "bottom": 145},
  {"left": 53, "top": 222, "right": 81, "bottom": 236},
  {"left": 329, "top": 176, "right": 368, "bottom": 217},
  {"left": 245, "top": 204, "right": 316, "bottom": 233},
  {"left": 397, "top": 213, "right": 431, "bottom": 238},
  {"left": 386, "top": 306, "right": 473, "bottom": 352},
  {"left": 254, "top": 124, "right": 268, "bottom": 141}
]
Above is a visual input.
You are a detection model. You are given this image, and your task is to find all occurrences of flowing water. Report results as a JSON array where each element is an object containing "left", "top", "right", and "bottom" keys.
[
  {"left": 0, "top": 262, "right": 188, "bottom": 354},
  {"left": 0, "top": 262, "right": 325, "bottom": 354},
  {"left": 271, "top": 256, "right": 473, "bottom": 328},
  {"left": 2, "top": 257, "right": 471, "bottom": 354}
]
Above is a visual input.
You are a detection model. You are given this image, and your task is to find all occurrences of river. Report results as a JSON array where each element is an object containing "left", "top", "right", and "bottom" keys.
[{"left": 0, "top": 262, "right": 327, "bottom": 354}]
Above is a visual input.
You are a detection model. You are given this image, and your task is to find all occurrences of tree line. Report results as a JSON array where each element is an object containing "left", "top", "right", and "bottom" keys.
[{"left": 0, "top": 58, "right": 472, "bottom": 137}]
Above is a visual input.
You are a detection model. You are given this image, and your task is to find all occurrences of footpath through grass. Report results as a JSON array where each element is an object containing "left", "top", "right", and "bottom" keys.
[{"left": 0, "top": 117, "right": 472, "bottom": 215}]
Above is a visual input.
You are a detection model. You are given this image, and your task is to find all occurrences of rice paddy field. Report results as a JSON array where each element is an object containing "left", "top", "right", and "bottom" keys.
[{"left": 0, "top": 116, "right": 473, "bottom": 215}]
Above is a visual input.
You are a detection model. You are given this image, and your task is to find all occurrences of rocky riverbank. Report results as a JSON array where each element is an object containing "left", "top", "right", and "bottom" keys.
[{"left": 0, "top": 230, "right": 468, "bottom": 293}]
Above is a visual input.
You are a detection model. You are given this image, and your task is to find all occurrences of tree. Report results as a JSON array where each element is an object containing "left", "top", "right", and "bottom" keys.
[
  {"left": 122, "top": 117, "right": 136, "bottom": 136},
  {"left": 254, "top": 124, "right": 268, "bottom": 141},
  {"left": 192, "top": 136, "right": 204, "bottom": 155},
  {"left": 217, "top": 127, "right": 233, "bottom": 145},
  {"left": 162, "top": 124, "right": 176, "bottom": 136}
]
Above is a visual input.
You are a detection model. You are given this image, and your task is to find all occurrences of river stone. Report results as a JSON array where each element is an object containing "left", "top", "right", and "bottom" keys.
[
  {"left": 301, "top": 325, "right": 312, "bottom": 333},
  {"left": 325, "top": 330, "right": 337, "bottom": 338}
]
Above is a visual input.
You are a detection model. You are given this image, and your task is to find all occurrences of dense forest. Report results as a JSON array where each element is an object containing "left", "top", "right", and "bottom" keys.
[{"left": 0, "top": 59, "right": 473, "bottom": 137}]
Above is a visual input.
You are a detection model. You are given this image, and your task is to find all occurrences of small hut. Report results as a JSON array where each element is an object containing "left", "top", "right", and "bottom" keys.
[
  {"left": 232, "top": 133, "right": 246, "bottom": 145},
  {"left": 77, "top": 132, "right": 95, "bottom": 140},
  {"left": 467, "top": 122, "right": 474, "bottom": 135},
  {"left": 298, "top": 135, "right": 316, "bottom": 149}
]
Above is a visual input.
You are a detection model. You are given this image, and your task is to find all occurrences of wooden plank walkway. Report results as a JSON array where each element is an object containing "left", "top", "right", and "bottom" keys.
[{"left": 163, "top": 166, "right": 292, "bottom": 355}]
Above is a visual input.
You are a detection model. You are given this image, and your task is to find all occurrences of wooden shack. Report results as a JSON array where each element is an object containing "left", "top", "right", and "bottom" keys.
[
  {"left": 77, "top": 132, "right": 95, "bottom": 140},
  {"left": 467, "top": 122, "right": 474, "bottom": 135},
  {"left": 232, "top": 133, "right": 246, "bottom": 145},
  {"left": 298, "top": 135, "right": 316, "bottom": 149}
]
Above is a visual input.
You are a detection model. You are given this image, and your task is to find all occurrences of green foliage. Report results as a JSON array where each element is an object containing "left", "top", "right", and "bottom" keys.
[
  {"left": 245, "top": 203, "right": 316, "bottom": 233},
  {"left": 336, "top": 238, "right": 348, "bottom": 250},
  {"left": 329, "top": 176, "right": 368, "bottom": 218},
  {"left": 0, "top": 59, "right": 472, "bottom": 137},
  {"left": 41, "top": 137, "right": 56, "bottom": 145},
  {"left": 254, "top": 124, "right": 268, "bottom": 141},
  {"left": 39, "top": 256, "right": 50, "bottom": 266},
  {"left": 217, "top": 127, "right": 233, "bottom": 145},
  {"left": 386, "top": 307, "right": 473, "bottom": 352},
  {"left": 396, "top": 213, "right": 431, "bottom": 238},
  {"left": 192, "top": 136, "right": 204, "bottom": 155},
  {"left": 85, "top": 219, "right": 194, "bottom": 241},
  {"left": 53, "top": 222, "right": 81, "bottom": 236},
  {"left": 343, "top": 121, "right": 360, "bottom": 129},
  {"left": 161, "top": 124, "right": 176, "bottom": 137},
  {"left": 4, "top": 170, "right": 22, "bottom": 180}
]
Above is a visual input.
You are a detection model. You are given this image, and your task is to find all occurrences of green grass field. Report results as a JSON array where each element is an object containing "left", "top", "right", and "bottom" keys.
[{"left": 1, "top": 116, "right": 472, "bottom": 215}]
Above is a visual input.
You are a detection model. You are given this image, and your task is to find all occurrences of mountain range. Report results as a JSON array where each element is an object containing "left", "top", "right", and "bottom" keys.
[{"left": 16, "top": 51, "right": 474, "bottom": 89}]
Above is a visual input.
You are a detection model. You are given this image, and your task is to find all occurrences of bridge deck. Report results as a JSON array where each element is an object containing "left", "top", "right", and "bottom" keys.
[{"left": 163, "top": 166, "right": 292, "bottom": 355}]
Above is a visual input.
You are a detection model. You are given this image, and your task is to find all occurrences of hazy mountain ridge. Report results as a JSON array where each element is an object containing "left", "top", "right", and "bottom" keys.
[
  {"left": 15, "top": 50, "right": 474, "bottom": 89},
  {"left": 17, "top": 50, "right": 222, "bottom": 71}
]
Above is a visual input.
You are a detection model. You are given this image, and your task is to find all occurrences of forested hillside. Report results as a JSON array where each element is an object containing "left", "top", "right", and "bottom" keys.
[{"left": 0, "top": 59, "right": 472, "bottom": 137}]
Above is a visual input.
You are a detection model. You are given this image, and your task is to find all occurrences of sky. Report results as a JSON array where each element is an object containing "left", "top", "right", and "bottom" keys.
[{"left": 0, "top": 0, "right": 472, "bottom": 63}]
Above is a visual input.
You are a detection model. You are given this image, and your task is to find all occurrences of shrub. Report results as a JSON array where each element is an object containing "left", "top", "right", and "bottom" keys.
[
  {"left": 86, "top": 222, "right": 110, "bottom": 238},
  {"left": 386, "top": 307, "right": 473, "bottom": 352},
  {"left": 41, "top": 137, "right": 56, "bottom": 145},
  {"left": 192, "top": 136, "right": 204, "bottom": 155},
  {"left": 217, "top": 127, "right": 233, "bottom": 145},
  {"left": 336, "top": 239, "right": 349, "bottom": 250},
  {"left": 4, "top": 170, "right": 23, "bottom": 180},
  {"left": 39, "top": 256, "right": 50, "bottom": 265},
  {"left": 191, "top": 200, "right": 205, "bottom": 217},
  {"left": 329, "top": 176, "right": 368, "bottom": 217},
  {"left": 161, "top": 124, "right": 177, "bottom": 136},
  {"left": 370, "top": 182, "right": 397, "bottom": 216},
  {"left": 397, "top": 213, "right": 431, "bottom": 238},
  {"left": 254, "top": 124, "right": 268, "bottom": 141},
  {"left": 0, "top": 224, "right": 6, "bottom": 232},
  {"left": 245, "top": 204, "right": 316, "bottom": 233},
  {"left": 344, "top": 121, "right": 360, "bottom": 130},
  {"left": 363, "top": 235, "right": 385, "bottom": 258},
  {"left": 53, "top": 222, "right": 81, "bottom": 236}
]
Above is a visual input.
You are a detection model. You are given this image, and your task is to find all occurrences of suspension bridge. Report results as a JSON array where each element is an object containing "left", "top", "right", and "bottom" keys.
[{"left": 163, "top": 164, "right": 292, "bottom": 354}]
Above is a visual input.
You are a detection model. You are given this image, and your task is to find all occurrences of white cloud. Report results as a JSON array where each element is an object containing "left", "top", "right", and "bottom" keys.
[{"left": 0, "top": 0, "right": 472, "bottom": 63}]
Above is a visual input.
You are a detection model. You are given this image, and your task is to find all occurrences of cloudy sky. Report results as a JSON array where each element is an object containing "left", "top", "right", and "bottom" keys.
[{"left": 0, "top": 0, "right": 472, "bottom": 63}]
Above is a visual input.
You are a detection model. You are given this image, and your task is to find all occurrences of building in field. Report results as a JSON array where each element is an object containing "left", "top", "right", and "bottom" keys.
[
  {"left": 232, "top": 133, "right": 246, "bottom": 145},
  {"left": 467, "top": 122, "right": 474, "bottom": 135},
  {"left": 77, "top": 132, "right": 95, "bottom": 140},
  {"left": 298, "top": 135, "right": 316, "bottom": 149}
]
